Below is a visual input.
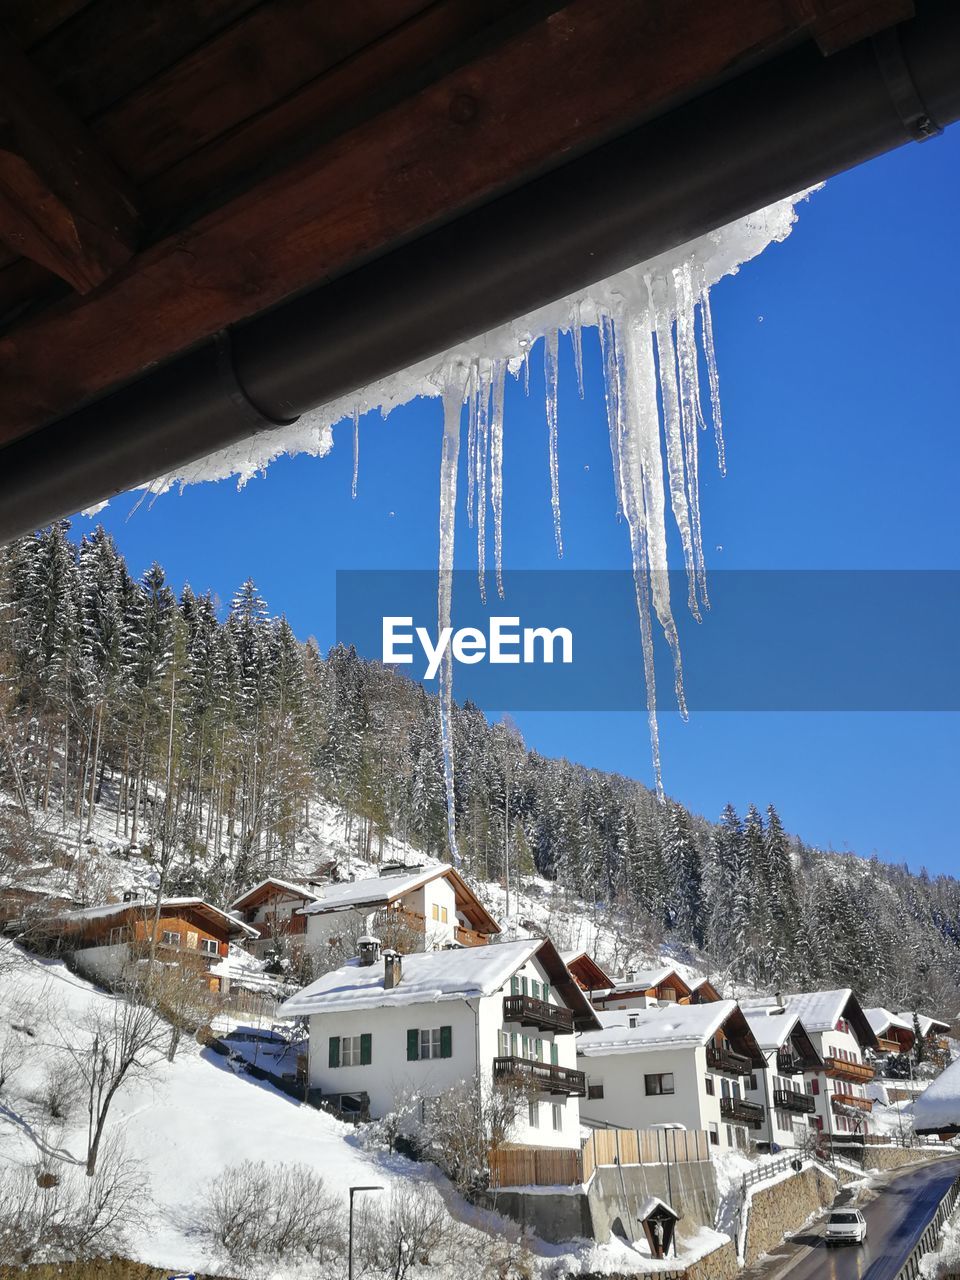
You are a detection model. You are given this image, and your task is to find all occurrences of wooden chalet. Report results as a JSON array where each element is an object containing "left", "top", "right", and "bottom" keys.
[
  {"left": 560, "top": 950, "right": 615, "bottom": 994},
  {"left": 229, "top": 876, "right": 324, "bottom": 960},
  {"left": 689, "top": 977, "right": 723, "bottom": 1004},
  {"left": 0, "top": 1, "right": 956, "bottom": 541},
  {"left": 52, "top": 895, "right": 259, "bottom": 992},
  {"left": 592, "top": 966, "right": 694, "bottom": 1011}
]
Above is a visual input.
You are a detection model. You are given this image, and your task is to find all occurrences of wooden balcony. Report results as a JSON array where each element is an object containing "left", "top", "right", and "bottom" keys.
[
  {"left": 706, "top": 1044, "right": 753, "bottom": 1076},
  {"left": 831, "top": 1092, "right": 874, "bottom": 1114},
  {"left": 493, "top": 1056, "right": 586, "bottom": 1097},
  {"left": 876, "top": 1036, "right": 904, "bottom": 1055},
  {"left": 503, "top": 994, "right": 573, "bottom": 1035},
  {"left": 455, "top": 924, "right": 490, "bottom": 946},
  {"left": 773, "top": 1088, "right": 817, "bottom": 1115},
  {"left": 720, "top": 1097, "right": 765, "bottom": 1129},
  {"left": 776, "top": 1051, "right": 811, "bottom": 1075},
  {"left": 823, "top": 1055, "right": 874, "bottom": 1084}
]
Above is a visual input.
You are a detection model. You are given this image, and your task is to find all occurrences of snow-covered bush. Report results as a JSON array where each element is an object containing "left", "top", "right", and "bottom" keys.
[
  {"left": 0, "top": 1141, "right": 143, "bottom": 1263},
  {"left": 200, "top": 1159, "right": 343, "bottom": 1265},
  {"left": 37, "top": 1051, "right": 83, "bottom": 1120}
]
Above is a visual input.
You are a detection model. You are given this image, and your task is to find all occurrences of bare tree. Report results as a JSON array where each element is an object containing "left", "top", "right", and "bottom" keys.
[
  {"left": 141, "top": 957, "right": 219, "bottom": 1061},
  {"left": 62, "top": 992, "right": 166, "bottom": 1175}
]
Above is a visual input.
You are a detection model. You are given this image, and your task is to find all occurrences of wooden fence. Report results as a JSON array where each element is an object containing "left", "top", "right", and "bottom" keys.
[
  {"left": 581, "top": 1127, "right": 710, "bottom": 1180},
  {"left": 488, "top": 1145, "right": 583, "bottom": 1188}
]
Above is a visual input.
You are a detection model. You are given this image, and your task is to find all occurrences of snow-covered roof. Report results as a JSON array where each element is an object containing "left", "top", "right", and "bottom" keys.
[
  {"left": 865, "top": 1007, "right": 915, "bottom": 1039},
  {"left": 743, "top": 1009, "right": 803, "bottom": 1051},
  {"left": 912, "top": 1057, "right": 960, "bottom": 1133},
  {"left": 228, "top": 877, "right": 323, "bottom": 911},
  {"left": 578, "top": 1000, "right": 743, "bottom": 1056},
  {"left": 56, "top": 897, "right": 260, "bottom": 939},
  {"left": 296, "top": 864, "right": 499, "bottom": 934},
  {"left": 742, "top": 989, "right": 877, "bottom": 1048},
  {"left": 906, "top": 1012, "right": 951, "bottom": 1038},
  {"left": 279, "top": 938, "right": 599, "bottom": 1025}
]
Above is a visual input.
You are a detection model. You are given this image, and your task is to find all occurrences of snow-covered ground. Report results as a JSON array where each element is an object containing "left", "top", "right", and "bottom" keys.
[{"left": 0, "top": 942, "right": 729, "bottom": 1276}]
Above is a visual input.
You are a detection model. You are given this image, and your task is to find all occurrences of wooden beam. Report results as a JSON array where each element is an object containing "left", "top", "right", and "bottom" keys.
[
  {"left": 790, "top": 0, "right": 914, "bottom": 54},
  {"left": 0, "top": 0, "right": 877, "bottom": 439},
  {"left": 0, "top": 32, "right": 138, "bottom": 293}
]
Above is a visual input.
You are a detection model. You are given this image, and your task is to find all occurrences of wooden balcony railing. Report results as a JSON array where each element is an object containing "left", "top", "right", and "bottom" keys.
[
  {"left": 720, "top": 1096, "right": 765, "bottom": 1128},
  {"left": 831, "top": 1092, "right": 874, "bottom": 1114},
  {"left": 493, "top": 1056, "right": 586, "bottom": 1097},
  {"left": 773, "top": 1088, "right": 816, "bottom": 1115},
  {"left": 776, "top": 1051, "right": 810, "bottom": 1075},
  {"left": 706, "top": 1044, "right": 753, "bottom": 1076},
  {"left": 875, "top": 1036, "right": 904, "bottom": 1055},
  {"left": 823, "top": 1055, "right": 875, "bottom": 1084},
  {"left": 455, "top": 924, "right": 490, "bottom": 946},
  {"left": 503, "top": 994, "right": 573, "bottom": 1035}
]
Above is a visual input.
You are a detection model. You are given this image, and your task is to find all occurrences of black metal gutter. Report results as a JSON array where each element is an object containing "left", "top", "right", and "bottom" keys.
[{"left": 1, "top": 1, "right": 958, "bottom": 545}]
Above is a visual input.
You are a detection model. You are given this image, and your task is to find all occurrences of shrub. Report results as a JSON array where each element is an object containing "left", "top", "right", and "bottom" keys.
[{"left": 200, "top": 1159, "right": 343, "bottom": 1264}]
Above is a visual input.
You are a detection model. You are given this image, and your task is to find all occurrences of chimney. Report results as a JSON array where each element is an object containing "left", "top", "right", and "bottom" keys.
[
  {"left": 357, "top": 936, "right": 382, "bottom": 967},
  {"left": 384, "top": 949, "right": 402, "bottom": 990}
]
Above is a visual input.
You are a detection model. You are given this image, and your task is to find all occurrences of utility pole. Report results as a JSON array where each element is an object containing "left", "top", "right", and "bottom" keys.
[{"left": 348, "top": 1184, "right": 383, "bottom": 1280}]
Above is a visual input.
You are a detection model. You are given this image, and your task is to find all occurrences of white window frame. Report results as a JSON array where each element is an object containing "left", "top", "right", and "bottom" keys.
[
  {"left": 161, "top": 929, "right": 181, "bottom": 947},
  {"left": 341, "top": 1035, "right": 364, "bottom": 1067},
  {"left": 528, "top": 1100, "right": 540, "bottom": 1128},
  {"left": 199, "top": 937, "right": 219, "bottom": 956},
  {"left": 552, "top": 1102, "right": 563, "bottom": 1131},
  {"left": 419, "top": 1028, "right": 443, "bottom": 1060}
]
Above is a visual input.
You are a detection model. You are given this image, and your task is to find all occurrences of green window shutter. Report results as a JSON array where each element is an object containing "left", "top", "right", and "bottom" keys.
[
  {"left": 521, "top": 977, "right": 528, "bottom": 996},
  {"left": 440, "top": 1025, "right": 453, "bottom": 1059},
  {"left": 510, "top": 1032, "right": 518, "bottom": 1056},
  {"left": 543, "top": 983, "right": 551, "bottom": 1003},
  {"left": 328, "top": 1036, "right": 341, "bottom": 1068},
  {"left": 510, "top": 976, "right": 520, "bottom": 996},
  {"left": 407, "top": 1029, "right": 419, "bottom": 1061},
  {"left": 360, "top": 1033, "right": 372, "bottom": 1066},
  {"left": 551, "top": 1042, "right": 559, "bottom": 1065}
]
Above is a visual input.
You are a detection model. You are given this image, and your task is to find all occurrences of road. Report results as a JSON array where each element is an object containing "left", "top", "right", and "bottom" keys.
[{"left": 751, "top": 1156, "right": 960, "bottom": 1280}]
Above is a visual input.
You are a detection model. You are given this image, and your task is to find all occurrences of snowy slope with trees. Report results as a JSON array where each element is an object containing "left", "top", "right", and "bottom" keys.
[{"left": 2, "top": 525, "right": 959, "bottom": 1017}]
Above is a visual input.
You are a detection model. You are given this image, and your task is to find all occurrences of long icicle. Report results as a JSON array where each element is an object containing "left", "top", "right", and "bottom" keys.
[
  {"left": 490, "top": 358, "right": 507, "bottom": 599},
  {"left": 438, "top": 364, "right": 467, "bottom": 865},
  {"left": 351, "top": 404, "right": 360, "bottom": 499},
  {"left": 700, "top": 281, "right": 727, "bottom": 475},
  {"left": 674, "top": 263, "right": 709, "bottom": 608},
  {"left": 545, "top": 326, "right": 563, "bottom": 559},
  {"left": 651, "top": 274, "right": 700, "bottom": 622},
  {"left": 571, "top": 301, "right": 585, "bottom": 399},
  {"left": 466, "top": 361, "right": 478, "bottom": 528},
  {"left": 476, "top": 363, "right": 491, "bottom": 604},
  {"left": 620, "top": 292, "right": 688, "bottom": 720},
  {"left": 601, "top": 309, "right": 664, "bottom": 799},
  {"left": 599, "top": 312, "right": 624, "bottom": 520}
]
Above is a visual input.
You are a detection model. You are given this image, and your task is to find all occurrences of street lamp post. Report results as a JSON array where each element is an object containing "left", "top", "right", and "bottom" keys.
[{"left": 348, "top": 1184, "right": 383, "bottom": 1280}]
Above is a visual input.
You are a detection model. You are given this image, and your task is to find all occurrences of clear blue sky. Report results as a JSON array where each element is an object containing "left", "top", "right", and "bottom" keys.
[{"left": 82, "top": 126, "right": 960, "bottom": 874}]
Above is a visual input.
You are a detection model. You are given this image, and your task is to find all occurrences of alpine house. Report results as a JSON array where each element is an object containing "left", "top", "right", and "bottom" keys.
[
  {"left": 279, "top": 936, "right": 599, "bottom": 1144},
  {"left": 576, "top": 1001, "right": 766, "bottom": 1151},
  {"left": 742, "top": 1008, "right": 823, "bottom": 1151}
]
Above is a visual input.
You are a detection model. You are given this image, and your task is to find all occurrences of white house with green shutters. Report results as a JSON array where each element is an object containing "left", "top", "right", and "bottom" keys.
[{"left": 279, "top": 935, "right": 601, "bottom": 1147}]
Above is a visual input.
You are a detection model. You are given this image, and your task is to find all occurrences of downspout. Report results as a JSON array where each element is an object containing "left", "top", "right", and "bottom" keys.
[{"left": 1, "top": 3, "right": 959, "bottom": 543}]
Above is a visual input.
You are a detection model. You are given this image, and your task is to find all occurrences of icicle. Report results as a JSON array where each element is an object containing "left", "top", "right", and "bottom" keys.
[
  {"left": 476, "top": 364, "right": 491, "bottom": 604},
  {"left": 544, "top": 326, "right": 563, "bottom": 559},
  {"left": 438, "top": 364, "right": 468, "bottom": 866},
  {"left": 600, "top": 309, "right": 664, "bottom": 799},
  {"left": 571, "top": 301, "right": 585, "bottom": 399},
  {"left": 490, "top": 359, "right": 507, "bottom": 599},
  {"left": 700, "top": 282, "right": 727, "bottom": 475},
  {"left": 674, "top": 264, "right": 709, "bottom": 608},
  {"left": 619, "top": 294, "right": 688, "bottom": 721},
  {"left": 466, "top": 362, "right": 478, "bottom": 529},
  {"left": 599, "top": 312, "right": 623, "bottom": 521},
  {"left": 351, "top": 404, "right": 360, "bottom": 499},
  {"left": 523, "top": 347, "right": 530, "bottom": 396},
  {"left": 651, "top": 275, "right": 699, "bottom": 622}
]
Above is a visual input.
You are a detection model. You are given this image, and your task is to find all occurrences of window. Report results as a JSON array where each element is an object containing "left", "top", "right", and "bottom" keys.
[
  {"left": 431, "top": 904, "right": 439, "bottom": 921},
  {"left": 661, "top": 986, "right": 677, "bottom": 1003},
  {"left": 161, "top": 930, "right": 181, "bottom": 946},
  {"left": 726, "top": 1125, "right": 735, "bottom": 1148},
  {"left": 705, "top": 1077, "right": 715, "bottom": 1096},
  {"left": 498, "top": 1030, "right": 510, "bottom": 1057},
  {"left": 644, "top": 1073, "right": 674, "bottom": 1096},
  {"left": 199, "top": 937, "right": 219, "bottom": 956},
  {"left": 108, "top": 926, "right": 128, "bottom": 946},
  {"left": 530, "top": 980, "right": 541, "bottom": 1000},
  {"left": 552, "top": 1103, "right": 563, "bottom": 1131},
  {"left": 329, "top": 1034, "right": 372, "bottom": 1068},
  {"left": 810, "top": 1078, "right": 820, "bottom": 1096},
  {"left": 550, "top": 1042, "right": 559, "bottom": 1066},
  {"left": 528, "top": 1101, "right": 540, "bottom": 1128},
  {"left": 629, "top": 1013, "right": 640, "bottom": 1028},
  {"left": 708, "top": 1123, "right": 719, "bottom": 1146},
  {"left": 749, "top": 1074, "right": 759, "bottom": 1091},
  {"left": 440, "top": 905, "right": 448, "bottom": 924},
  {"left": 407, "top": 1027, "right": 452, "bottom": 1060},
  {"left": 587, "top": 1081, "right": 604, "bottom": 1100}
]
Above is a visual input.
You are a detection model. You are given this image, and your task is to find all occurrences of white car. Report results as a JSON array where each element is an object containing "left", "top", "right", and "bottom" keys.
[{"left": 825, "top": 1209, "right": 868, "bottom": 1247}]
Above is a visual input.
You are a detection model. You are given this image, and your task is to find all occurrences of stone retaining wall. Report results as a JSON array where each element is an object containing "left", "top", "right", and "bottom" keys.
[
  {"left": 743, "top": 1166, "right": 837, "bottom": 1267},
  {"left": 569, "top": 1240, "right": 738, "bottom": 1280},
  {"left": 862, "top": 1146, "right": 945, "bottom": 1172}
]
